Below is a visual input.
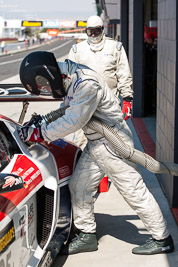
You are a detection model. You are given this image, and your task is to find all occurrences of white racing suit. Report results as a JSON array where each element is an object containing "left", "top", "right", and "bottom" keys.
[
  {"left": 41, "top": 60, "right": 168, "bottom": 240},
  {"left": 68, "top": 36, "right": 133, "bottom": 98},
  {"left": 68, "top": 36, "right": 133, "bottom": 149}
]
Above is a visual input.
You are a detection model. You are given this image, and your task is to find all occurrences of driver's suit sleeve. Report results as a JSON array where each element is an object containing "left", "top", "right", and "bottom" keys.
[{"left": 41, "top": 80, "right": 102, "bottom": 142}]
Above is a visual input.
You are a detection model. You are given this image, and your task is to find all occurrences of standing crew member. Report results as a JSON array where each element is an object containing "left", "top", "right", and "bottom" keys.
[
  {"left": 68, "top": 15, "right": 133, "bottom": 148},
  {"left": 1, "top": 41, "right": 6, "bottom": 53}
]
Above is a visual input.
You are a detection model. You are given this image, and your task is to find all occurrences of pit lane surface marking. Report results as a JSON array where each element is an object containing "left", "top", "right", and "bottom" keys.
[{"left": 0, "top": 40, "right": 73, "bottom": 66}]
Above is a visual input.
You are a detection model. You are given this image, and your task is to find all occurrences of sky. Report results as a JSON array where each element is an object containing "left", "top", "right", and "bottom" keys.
[{"left": 0, "top": 0, "right": 97, "bottom": 20}]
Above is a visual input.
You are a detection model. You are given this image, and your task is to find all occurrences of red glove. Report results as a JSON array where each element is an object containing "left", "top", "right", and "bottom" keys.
[
  {"left": 18, "top": 126, "right": 44, "bottom": 143},
  {"left": 122, "top": 100, "right": 132, "bottom": 120}
]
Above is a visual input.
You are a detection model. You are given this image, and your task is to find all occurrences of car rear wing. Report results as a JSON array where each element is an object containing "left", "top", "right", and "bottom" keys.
[{"left": 0, "top": 84, "right": 62, "bottom": 123}]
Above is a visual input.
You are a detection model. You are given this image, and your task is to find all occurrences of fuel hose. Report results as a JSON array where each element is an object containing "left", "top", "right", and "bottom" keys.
[
  {"left": 42, "top": 109, "right": 178, "bottom": 176},
  {"left": 87, "top": 118, "right": 178, "bottom": 176}
]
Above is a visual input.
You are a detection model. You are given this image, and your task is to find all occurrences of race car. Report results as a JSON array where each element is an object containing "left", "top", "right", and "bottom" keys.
[{"left": 0, "top": 111, "right": 81, "bottom": 267}]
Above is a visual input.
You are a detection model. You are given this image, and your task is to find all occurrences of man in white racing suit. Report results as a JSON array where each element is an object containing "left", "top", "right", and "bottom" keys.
[
  {"left": 68, "top": 15, "right": 133, "bottom": 149},
  {"left": 19, "top": 51, "right": 174, "bottom": 256}
]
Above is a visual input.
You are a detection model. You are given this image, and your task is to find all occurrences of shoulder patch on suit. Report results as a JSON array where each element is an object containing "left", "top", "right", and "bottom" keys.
[
  {"left": 72, "top": 44, "right": 77, "bottom": 53},
  {"left": 73, "top": 78, "right": 82, "bottom": 92},
  {"left": 116, "top": 42, "right": 123, "bottom": 51}
]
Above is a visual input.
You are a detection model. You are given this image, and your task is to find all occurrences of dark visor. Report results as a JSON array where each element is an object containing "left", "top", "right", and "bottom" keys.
[
  {"left": 35, "top": 75, "right": 52, "bottom": 95},
  {"left": 86, "top": 26, "right": 103, "bottom": 37}
]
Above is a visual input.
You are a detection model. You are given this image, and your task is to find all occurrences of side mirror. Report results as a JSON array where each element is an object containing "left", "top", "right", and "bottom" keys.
[{"left": 0, "top": 173, "right": 24, "bottom": 194}]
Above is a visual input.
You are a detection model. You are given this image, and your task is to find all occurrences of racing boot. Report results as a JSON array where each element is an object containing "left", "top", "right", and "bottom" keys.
[
  {"left": 61, "top": 232, "right": 98, "bottom": 255},
  {"left": 132, "top": 235, "right": 174, "bottom": 255}
]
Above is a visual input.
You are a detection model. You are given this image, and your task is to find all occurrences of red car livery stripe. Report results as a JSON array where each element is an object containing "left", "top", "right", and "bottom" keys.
[
  {"left": 41, "top": 139, "right": 79, "bottom": 180},
  {"left": 0, "top": 155, "right": 42, "bottom": 222}
]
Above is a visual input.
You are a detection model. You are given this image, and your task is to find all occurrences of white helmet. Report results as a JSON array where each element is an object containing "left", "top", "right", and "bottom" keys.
[{"left": 86, "top": 15, "right": 104, "bottom": 44}]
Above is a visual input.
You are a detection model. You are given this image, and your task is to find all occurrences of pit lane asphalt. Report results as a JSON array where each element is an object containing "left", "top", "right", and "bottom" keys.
[{"left": 0, "top": 38, "right": 74, "bottom": 81}]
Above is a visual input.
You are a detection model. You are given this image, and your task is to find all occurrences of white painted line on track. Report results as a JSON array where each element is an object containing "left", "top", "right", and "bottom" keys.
[
  {"left": 0, "top": 40, "right": 73, "bottom": 66},
  {"left": 0, "top": 54, "right": 69, "bottom": 84},
  {"left": 49, "top": 39, "right": 73, "bottom": 52}
]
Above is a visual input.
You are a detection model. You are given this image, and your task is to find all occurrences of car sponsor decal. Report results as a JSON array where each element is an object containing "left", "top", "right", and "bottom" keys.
[
  {"left": 0, "top": 174, "right": 24, "bottom": 193},
  {"left": 0, "top": 220, "right": 15, "bottom": 254},
  {"left": 52, "top": 139, "right": 68, "bottom": 149},
  {"left": 0, "top": 155, "right": 42, "bottom": 221},
  {"left": 58, "top": 166, "right": 71, "bottom": 178},
  {"left": 41, "top": 141, "right": 80, "bottom": 180},
  {"left": 19, "top": 214, "right": 26, "bottom": 238},
  {"left": 2, "top": 175, "right": 22, "bottom": 189},
  {"left": 28, "top": 203, "right": 34, "bottom": 226},
  {"left": 11, "top": 155, "right": 42, "bottom": 189}
]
